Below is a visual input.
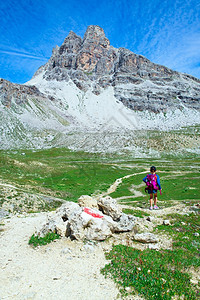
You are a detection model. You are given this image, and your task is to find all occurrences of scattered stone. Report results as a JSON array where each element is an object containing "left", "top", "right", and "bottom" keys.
[
  {"left": 133, "top": 233, "right": 159, "bottom": 243},
  {"left": 163, "top": 220, "right": 170, "bottom": 225},
  {"left": 125, "top": 287, "right": 132, "bottom": 292},
  {"left": 190, "top": 205, "right": 200, "bottom": 212},
  {"left": 146, "top": 216, "right": 154, "bottom": 222},
  {"left": 190, "top": 279, "right": 199, "bottom": 285},
  {"left": 36, "top": 202, "right": 81, "bottom": 238},
  {"left": 193, "top": 232, "right": 199, "bottom": 237},
  {"left": 113, "top": 213, "right": 135, "bottom": 232},
  {"left": 83, "top": 244, "right": 95, "bottom": 252},
  {"left": 61, "top": 247, "right": 72, "bottom": 254},
  {"left": 23, "top": 292, "right": 37, "bottom": 299},
  {"left": 148, "top": 244, "right": 160, "bottom": 250},
  {"left": 0, "top": 209, "right": 10, "bottom": 221},
  {"left": 67, "top": 208, "right": 114, "bottom": 241},
  {"left": 45, "top": 247, "right": 52, "bottom": 253}
]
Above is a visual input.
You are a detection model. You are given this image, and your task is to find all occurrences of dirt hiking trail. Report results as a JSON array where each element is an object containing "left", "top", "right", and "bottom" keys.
[{"left": 0, "top": 172, "right": 198, "bottom": 300}]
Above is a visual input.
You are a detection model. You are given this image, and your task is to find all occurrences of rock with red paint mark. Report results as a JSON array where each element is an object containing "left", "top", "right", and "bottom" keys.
[{"left": 36, "top": 200, "right": 136, "bottom": 241}]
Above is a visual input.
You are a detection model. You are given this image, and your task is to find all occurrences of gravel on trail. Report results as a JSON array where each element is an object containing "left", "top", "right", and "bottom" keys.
[{"left": 0, "top": 213, "right": 119, "bottom": 300}]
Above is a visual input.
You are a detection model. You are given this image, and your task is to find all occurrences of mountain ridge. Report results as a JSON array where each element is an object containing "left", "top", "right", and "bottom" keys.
[
  {"left": 33, "top": 25, "right": 200, "bottom": 113},
  {"left": 0, "top": 25, "right": 200, "bottom": 152}
]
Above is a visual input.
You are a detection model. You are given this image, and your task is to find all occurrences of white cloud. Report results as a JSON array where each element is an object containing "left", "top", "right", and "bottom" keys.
[{"left": 0, "top": 48, "right": 49, "bottom": 61}]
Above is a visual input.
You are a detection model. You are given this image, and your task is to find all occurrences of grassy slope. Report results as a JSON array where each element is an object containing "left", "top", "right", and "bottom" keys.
[
  {"left": 102, "top": 211, "right": 200, "bottom": 299},
  {"left": 0, "top": 148, "right": 143, "bottom": 207},
  {"left": 0, "top": 148, "right": 199, "bottom": 207},
  {"left": 109, "top": 159, "right": 200, "bottom": 208}
]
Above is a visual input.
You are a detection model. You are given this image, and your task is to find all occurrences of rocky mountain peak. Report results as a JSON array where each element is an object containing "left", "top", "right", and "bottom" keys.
[
  {"left": 34, "top": 25, "right": 200, "bottom": 113},
  {"left": 59, "top": 30, "right": 82, "bottom": 55},
  {"left": 67, "top": 30, "right": 81, "bottom": 39},
  {"left": 82, "top": 25, "right": 110, "bottom": 48},
  {"left": 75, "top": 25, "right": 111, "bottom": 74}
]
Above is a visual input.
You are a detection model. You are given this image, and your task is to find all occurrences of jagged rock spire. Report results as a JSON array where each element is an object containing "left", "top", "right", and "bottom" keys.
[
  {"left": 60, "top": 30, "right": 82, "bottom": 54},
  {"left": 33, "top": 25, "right": 200, "bottom": 113},
  {"left": 82, "top": 25, "right": 110, "bottom": 48}
]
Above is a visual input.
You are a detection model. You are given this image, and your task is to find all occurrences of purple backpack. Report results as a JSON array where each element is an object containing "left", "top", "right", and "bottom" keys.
[{"left": 145, "top": 174, "right": 159, "bottom": 191}]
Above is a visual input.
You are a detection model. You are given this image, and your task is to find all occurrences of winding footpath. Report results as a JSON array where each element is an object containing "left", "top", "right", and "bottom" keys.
[
  {"left": 1, "top": 171, "right": 194, "bottom": 300},
  {"left": 0, "top": 173, "right": 148, "bottom": 300},
  {"left": 102, "top": 170, "right": 147, "bottom": 196}
]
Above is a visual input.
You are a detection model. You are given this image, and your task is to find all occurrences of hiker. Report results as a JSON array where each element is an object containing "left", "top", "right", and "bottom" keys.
[{"left": 143, "top": 166, "right": 161, "bottom": 210}]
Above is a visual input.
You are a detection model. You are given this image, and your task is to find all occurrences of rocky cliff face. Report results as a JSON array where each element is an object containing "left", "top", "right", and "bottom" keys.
[
  {"left": 0, "top": 78, "right": 51, "bottom": 108},
  {"left": 1, "top": 25, "right": 200, "bottom": 152},
  {"left": 0, "top": 78, "right": 76, "bottom": 149},
  {"left": 35, "top": 25, "right": 200, "bottom": 113}
]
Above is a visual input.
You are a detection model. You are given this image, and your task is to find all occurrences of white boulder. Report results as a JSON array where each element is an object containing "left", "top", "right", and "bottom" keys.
[
  {"left": 133, "top": 233, "right": 159, "bottom": 243},
  {"left": 97, "top": 196, "right": 122, "bottom": 221},
  {"left": 78, "top": 195, "right": 98, "bottom": 209},
  {"left": 36, "top": 199, "right": 136, "bottom": 241}
]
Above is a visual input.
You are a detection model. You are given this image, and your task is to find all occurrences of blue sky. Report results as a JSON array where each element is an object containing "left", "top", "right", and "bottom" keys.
[{"left": 0, "top": 0, "right": 200, "bottom": 83}]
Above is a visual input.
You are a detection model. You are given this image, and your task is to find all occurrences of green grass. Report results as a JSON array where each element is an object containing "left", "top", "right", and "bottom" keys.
[
  {"left": 108, "top": 159, "right": 200, "bottom": 208},
  {"left": 155, "top": 212, "right": 200, "bottom": 268},
  {"left": 161, "top": 173, "right": 200, "bottom": 201},
  {"left": 0, "top": 148, "right": 199, "bottom": 211},
  {"left": 28, "top": 232, "right": 60, "bottom": 247},
  {"left": 101, "top": 245, "right": 198, "bottom": 300},
  {"left": 109, "top": 177, "right": 137, "bottom": 198},
  {"left": 122, "top": 208, "right": 150, "bottom": 218},
  {"left": 102, "top": 210, "right": 200, "bottom": 299},
  {"left": 0, "top": 148, "right": 143, "bottom": 203}
]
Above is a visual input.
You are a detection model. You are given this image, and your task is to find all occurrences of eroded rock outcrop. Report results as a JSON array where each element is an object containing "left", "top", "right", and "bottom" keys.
[
  {"left": 36, "top": 196, "right": 135, "bottom": 241},
  {"left": 0, "top": 78, "right": 48, "bottom": 108},
  {"left": 1, "top": 25, "right": 200, "bottom": 151},
  {"left": 35, "top": 25, "right": 200, "bottom": 113}
]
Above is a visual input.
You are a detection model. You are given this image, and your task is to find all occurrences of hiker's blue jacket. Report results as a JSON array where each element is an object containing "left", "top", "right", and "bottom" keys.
[{"left": 143, "top": 174, "right": 161, "bottom": 190}]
